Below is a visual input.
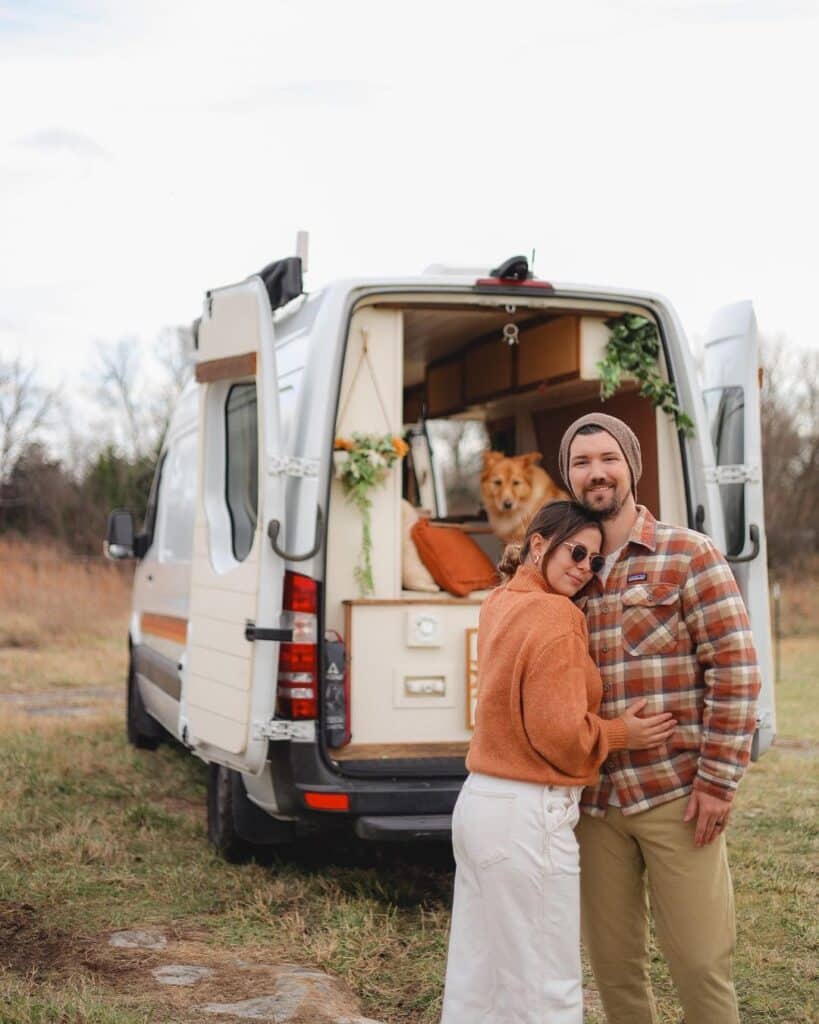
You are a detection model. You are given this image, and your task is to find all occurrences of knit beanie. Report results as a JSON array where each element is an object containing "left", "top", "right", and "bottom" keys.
[{"left": 558, "top": 413, "right": 642, "bottom": 498}]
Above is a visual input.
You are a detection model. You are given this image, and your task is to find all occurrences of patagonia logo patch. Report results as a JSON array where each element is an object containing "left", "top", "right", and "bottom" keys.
[{"left": 627, "top": 572, "right": 648, "bottom": 583}]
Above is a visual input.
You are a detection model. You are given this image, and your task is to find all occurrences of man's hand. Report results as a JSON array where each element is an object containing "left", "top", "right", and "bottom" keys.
[{"left": 683, "top": 790, "right": 732, "bottom": 847}]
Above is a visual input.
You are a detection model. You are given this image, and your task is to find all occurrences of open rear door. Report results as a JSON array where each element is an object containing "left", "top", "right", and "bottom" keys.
[
  {"left": 702, "top": 300, "right": 775, "bottom": 756},
  {"left": 182, "top": 275, "right": 287, "bottom": 774}
]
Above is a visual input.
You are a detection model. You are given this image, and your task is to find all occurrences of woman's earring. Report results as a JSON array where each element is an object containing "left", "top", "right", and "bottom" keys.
[{"left": 533, "top": 555, "right": 540, "bottom": 565}]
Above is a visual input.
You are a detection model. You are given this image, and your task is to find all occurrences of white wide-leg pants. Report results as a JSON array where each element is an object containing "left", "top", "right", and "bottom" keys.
[{"left": 440, "top": 772, "right": 583, "bottom": 1024}]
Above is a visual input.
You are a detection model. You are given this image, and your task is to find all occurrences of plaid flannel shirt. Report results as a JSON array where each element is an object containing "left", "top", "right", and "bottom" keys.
[{"left": 579, "top": 506, "right": 760, "bottom": 817}]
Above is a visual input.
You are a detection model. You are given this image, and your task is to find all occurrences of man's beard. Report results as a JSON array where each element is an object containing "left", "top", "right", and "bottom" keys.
[{"left": 581, "top": 482, "right": 626, "bottom": 520}]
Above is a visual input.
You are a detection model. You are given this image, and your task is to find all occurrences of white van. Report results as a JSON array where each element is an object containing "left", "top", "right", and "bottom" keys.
[{"left": 106, "top": 254, "right": 775, "bottom": 861}]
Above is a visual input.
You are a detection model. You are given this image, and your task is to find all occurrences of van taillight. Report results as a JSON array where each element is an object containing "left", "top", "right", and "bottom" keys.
[{"left": 277, "top": 571, "right": 318, "bottom": 719}]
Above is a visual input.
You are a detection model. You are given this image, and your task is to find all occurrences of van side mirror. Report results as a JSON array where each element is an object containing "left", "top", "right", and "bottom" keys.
[{"left": 105, "top": 509, "right": 136, "bottom": 560}]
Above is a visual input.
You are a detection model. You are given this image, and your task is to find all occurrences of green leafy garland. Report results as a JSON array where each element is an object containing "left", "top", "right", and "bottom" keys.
[
  {"left": 598, "top": 314, "right": 695, "bottom": 437},
  {"left": 333, "top": 432, "right": 409, "bottom": 597}
]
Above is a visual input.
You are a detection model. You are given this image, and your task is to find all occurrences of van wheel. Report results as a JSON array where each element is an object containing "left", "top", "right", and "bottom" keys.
[
  {"left": 207, "top": 764, "right": 256, "bottom": 863},
  {"left": 127, "top": 661, "right": 162, "bottom": 750},
  {"left": 207, "top": 764, "right": 295, "bottom": 863}
]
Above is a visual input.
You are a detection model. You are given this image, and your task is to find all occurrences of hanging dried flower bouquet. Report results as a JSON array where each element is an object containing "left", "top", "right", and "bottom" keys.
[{"left": 333, "top": 433, "right": 409, "bottom": 596}]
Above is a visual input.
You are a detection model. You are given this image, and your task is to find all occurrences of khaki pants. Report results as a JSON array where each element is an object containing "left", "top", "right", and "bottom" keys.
[{"left": 576, "top": 796, "right": 739, "bottom": 1024}]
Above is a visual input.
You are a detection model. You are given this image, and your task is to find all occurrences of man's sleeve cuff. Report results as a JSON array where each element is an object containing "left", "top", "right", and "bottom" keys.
[{"left": 693, "top": 775, "right": 736, "bottom": 802}]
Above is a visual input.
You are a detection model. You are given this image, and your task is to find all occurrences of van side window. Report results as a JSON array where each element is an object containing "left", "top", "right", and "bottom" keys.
[
  {"left": 142, "top": 453, "right": 166, "bottom": 554},
  {"left": 703, "top": 385, "right": 745, "bottom": 556},
  {"left": 156, "top": 431, "right": 197, "bottom": 563},
  {"left": 225, "top": 384, "right": 258, "bottom": 561}
]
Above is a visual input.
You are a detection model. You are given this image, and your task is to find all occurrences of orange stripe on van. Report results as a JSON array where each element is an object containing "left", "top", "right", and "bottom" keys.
[
  {"left": 141, "top": 613, "right": 188, "bottom": 644},
  {"left": 194, "top": 351, "right": 256, "bottom": 383}
]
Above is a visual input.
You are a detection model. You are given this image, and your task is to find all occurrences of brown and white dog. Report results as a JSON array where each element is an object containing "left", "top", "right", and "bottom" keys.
[{"left": 480, "top": 450, "right": 569, "bottom": 544}]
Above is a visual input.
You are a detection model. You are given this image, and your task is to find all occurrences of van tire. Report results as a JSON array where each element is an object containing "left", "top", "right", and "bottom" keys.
[
  {"left": 207, "top": 764, "right": 295, "bottom": 863},
  {"left": 127, "top": 661, "right": 162, "bottom": 750},
  {"left": 206, "top": 764, "right": 257, "bottom": 863}
]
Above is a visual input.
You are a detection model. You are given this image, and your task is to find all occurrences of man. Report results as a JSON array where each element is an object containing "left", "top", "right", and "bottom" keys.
[{"left": 557, "top": 412, "right": 760, "bottom": 1024}]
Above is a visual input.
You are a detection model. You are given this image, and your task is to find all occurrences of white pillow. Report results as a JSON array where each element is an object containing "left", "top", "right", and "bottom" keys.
[{"left": 401, "top": 500, "right": 440, "bottom": 592}]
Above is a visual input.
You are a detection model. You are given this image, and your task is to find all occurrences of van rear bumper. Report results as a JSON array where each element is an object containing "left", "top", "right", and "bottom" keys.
[
  {"left": 269, "top": 741, "right": 466, "bottom": 821},
  {"left": 355, "top": 815, "right": 452, "bottom": 841}
]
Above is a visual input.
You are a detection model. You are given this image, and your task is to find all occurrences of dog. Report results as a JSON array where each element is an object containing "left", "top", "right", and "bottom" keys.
[{"left": 480, "top": 450, "right": 569, "bottom": 544}]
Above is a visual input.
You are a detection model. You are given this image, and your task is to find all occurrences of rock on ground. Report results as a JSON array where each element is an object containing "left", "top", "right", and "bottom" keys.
[{"left": 199, "top": 965, "right": 386, "bottom": 1022}]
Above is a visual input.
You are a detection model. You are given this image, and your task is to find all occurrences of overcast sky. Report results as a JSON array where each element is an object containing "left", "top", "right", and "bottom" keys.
[{"left": 1, "top": 0, "right": 818, "bottom": 402}]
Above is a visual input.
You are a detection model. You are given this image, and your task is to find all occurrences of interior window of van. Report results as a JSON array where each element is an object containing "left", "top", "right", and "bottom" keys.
[
  {"left": 156, "top": 431, "right": 197, "bottom": 563},
  {"left": 425, "top": 419, "right": 489, "bottom": 519},
  {"left": 703, "top": 385, "right": 745, "bottom": 556},
  {"left": 225, "top": 383, "right": 258, "bottom": 561}
]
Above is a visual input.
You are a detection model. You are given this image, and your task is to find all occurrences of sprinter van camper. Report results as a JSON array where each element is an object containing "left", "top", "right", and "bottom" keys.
[{"left": 106, "top": 254, "right": 775, "bottom": 861}]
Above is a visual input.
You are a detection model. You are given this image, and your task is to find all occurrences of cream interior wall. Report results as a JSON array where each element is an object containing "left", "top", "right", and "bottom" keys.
[
  {"left": 325, "top": 308, "right": 403, "bottom": 634},
  {"left": 346, "top": 602, "right": 479, "bottom": 744},
  {"left": 656, "top": 406, "right": 688, "bottom": 526}
]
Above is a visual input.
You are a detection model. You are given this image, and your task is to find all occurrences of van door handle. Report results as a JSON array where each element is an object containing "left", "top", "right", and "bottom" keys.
[
  {"left": 267, "top": 506, "right": 323, "bottom": 561},
  {"left": 726, "top": 523, "right": 760, "bottom": 564},
  {"left": 245, "top": 622, "right": 293, "bottom": 643}
]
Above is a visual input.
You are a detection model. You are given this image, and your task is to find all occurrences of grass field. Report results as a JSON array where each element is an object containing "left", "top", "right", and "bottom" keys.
[{"left": 0, "top": 541, "right": 817, "bottom": 1023}]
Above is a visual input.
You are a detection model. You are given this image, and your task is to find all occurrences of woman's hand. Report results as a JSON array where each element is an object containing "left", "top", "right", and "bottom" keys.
[{"left": 620, "top": 699, "right": 677, "bottom": 750}]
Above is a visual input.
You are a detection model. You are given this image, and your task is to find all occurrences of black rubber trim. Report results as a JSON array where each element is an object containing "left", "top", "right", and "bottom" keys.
[
  {"left": 354, "top": 814, "right": 452, "bottom": 841},
  {"left": 133, "top": 643, "right": 181, "bottom": 701},
  {"left": 245, "top": 624, "right": 293, "bottom": 642},
  {"left": 331, "top": 757, "right": 466, "bottom": 778}
]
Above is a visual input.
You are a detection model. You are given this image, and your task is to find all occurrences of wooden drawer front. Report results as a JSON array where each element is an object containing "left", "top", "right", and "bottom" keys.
[
  {"left": 427, "top": 358, "right": 464, "bottom": 416},
  {"left": 464, "top": 339, "right": 513, "bottom": 403},
  {"left": 517, "top": 316, "right": 580, "bottom": 387}
]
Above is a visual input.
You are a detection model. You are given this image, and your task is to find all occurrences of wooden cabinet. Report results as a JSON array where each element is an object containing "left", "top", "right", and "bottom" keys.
[
  {"left": 517, "top": 316, "right": 580, "bottom": 387},
  {"left": 424, "top": 315, "right": 604, "bottom": 416},
  {"left": 426, "top": 357, "right": 464, "bottom": 417},
  {"left": 464, "top": 337, "right": 514, "bottom": 403}
]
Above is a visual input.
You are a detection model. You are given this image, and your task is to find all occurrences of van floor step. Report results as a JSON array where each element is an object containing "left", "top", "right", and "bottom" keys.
[{"left": 354, "top": 814, "right": 452, "bottom": 842}]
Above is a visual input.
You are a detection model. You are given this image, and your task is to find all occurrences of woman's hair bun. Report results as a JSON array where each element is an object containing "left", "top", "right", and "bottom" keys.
[{"left": 497, "top": 543, "right": 523, "bottom": 581}]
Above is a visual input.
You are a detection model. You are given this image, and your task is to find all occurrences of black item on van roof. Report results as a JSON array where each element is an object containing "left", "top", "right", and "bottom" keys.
[
  {"left": 489, "top": 255, "right": 532, "bottom": 281},
  {"left": 259, "top": 257, "right": 304, "bottom": 311}
]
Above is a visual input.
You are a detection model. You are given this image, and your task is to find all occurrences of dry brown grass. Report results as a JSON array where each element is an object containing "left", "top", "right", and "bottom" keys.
[{"left": 0, "top": 537, "right": 132, "bottom": 649}]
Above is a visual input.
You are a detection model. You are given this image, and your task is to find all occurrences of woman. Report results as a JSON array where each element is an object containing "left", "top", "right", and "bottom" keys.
[{"left": 440, "top": 501, "right": 676, "bottom": 1024}]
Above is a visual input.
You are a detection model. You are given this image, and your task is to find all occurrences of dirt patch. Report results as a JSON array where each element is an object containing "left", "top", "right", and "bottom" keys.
[
  {"left": 0, "top": 903, "right": 383, "bottom": 1022},
  {"left": 0, "top": 685, "right": 119, "bottom": 719},
  {"left": 0, "top": 901, "right": 82, "bottom": 976}
]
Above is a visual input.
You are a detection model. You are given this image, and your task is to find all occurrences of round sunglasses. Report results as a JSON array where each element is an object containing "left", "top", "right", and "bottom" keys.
[{"left": 563, "top": 541, "right": 606, "bottom": 575}]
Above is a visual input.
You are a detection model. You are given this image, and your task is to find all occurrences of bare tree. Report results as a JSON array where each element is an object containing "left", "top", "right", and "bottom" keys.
[
  {"left": 152, "top": 325, "right": 194, "bottom": 444},
  {"left": 94, "top": 336, "right": 150, "bottom": 459},
  {"left": 760, "top": 338, "right": 819, "bottom": 563},
  {"left": 0, "top": 355, "right": 55, "bottom": 483},
  {"left": 93, "top": 327, "right": 194, "bottom": 461}
]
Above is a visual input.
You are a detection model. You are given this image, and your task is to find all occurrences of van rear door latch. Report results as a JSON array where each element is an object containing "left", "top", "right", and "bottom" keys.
[{"left": 245, "top": 622, "right": 294, "bottom": 643}]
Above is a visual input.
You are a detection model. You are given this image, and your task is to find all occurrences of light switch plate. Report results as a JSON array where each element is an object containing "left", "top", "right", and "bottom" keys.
[{"left": 406, "top": 609, "right": 442, "bottom": 647}]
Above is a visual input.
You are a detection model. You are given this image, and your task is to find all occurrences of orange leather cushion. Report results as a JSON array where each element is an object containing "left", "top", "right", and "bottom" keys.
[{"left": 410, "top": 520, "right": 499, "bottom": 597}]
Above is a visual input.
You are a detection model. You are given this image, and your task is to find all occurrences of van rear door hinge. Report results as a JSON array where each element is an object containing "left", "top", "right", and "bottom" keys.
[
  {"left": 703, "top": 464, "right": 760, "bottom": 485},
  {"left": 252, "top": 719, "right": 316, "bottom": 742},
  {"left": 267, "top": 456, "right": 319, "bottom": 478}
]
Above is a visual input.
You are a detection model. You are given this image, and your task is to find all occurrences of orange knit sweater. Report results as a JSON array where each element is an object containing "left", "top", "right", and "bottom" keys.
[{"left": 466, "top": 563, "right": 629, "bottom": 786}]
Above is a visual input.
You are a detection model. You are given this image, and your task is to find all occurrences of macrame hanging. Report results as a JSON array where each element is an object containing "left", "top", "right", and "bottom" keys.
[{"left": 333, "top": 329, "right": 408, "bottom": 597}]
